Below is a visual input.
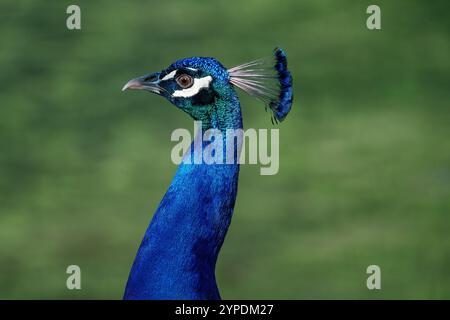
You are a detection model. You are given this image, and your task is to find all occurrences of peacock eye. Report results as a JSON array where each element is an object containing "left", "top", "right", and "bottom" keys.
[{"left": 176, "top": 74, "right": 194, "bottom": 89}]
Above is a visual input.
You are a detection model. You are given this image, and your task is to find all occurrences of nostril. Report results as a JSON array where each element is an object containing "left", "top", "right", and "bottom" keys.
[{"left": 143, "top": 74, "right": 158, "bottom": 82}]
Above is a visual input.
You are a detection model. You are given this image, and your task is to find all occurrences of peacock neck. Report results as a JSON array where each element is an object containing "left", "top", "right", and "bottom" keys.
[{"left": 124, "top": 94, "right": 243, "bottom": 300}]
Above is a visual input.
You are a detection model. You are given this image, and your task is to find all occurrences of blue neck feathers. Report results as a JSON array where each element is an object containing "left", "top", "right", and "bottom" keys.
[{"left": 124, "top": 93, "right": 242, "bottom": 299}]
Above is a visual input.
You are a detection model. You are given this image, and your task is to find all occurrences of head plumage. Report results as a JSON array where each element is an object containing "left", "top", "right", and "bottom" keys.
[{"left": 228, "top": 47, "right": 293, "bottom": 123}]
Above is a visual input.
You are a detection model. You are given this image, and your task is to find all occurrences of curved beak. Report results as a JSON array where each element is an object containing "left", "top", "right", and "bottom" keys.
[
  {"left": 122, "top": 72, "right": 162, "bottom": 94},
  {"left": 122, "top": 78, "right": 144, "bottom": 91}
]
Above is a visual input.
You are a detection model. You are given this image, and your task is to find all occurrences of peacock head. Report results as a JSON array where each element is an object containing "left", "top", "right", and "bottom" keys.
[{"left": 122, "top": 48, "right": 293, "bottom": 126}]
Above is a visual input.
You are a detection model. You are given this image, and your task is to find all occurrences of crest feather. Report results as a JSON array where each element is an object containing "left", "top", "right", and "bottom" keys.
[{"left": 228, "top": 47, "right": 293, "bottom": 123}]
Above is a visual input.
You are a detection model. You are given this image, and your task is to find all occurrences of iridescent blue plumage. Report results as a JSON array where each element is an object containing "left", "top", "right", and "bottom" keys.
[
  {"left": 122, "top": 48, "right": 293, "bottom": 299},
  {"left": 124, "top": 143, "right": 240, "bottom": 299}
]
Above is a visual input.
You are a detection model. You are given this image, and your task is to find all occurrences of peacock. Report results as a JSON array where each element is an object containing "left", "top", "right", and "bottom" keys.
[{"left": 121, "top": 48, "right": 293, "bottom": 299}]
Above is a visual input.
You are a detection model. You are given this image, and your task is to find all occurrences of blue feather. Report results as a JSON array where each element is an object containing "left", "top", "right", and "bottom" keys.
[{"left": 273, "top": 47, "right": 293, "bottom": 122}]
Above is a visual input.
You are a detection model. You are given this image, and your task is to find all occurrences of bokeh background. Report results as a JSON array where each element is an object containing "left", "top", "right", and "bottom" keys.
[{"left": 0, "top": 0, "right": 449, "bottom": 299}]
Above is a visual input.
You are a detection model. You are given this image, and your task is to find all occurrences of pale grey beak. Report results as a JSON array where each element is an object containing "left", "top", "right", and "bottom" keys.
[
  {"left": 122, "top": 78, "right": 144, "bottom": 91},
  {"left": 122, "top": 72, "right": 162, "bottom": 94}
]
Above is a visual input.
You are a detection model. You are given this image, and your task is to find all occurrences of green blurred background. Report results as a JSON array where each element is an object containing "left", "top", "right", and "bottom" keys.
[{"left": 0, "top": 0, "right": 449, "bottom": 299}]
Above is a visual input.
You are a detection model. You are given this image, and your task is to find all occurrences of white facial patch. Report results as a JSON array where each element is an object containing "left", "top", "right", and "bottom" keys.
[
  {"left": 161, "top": 70, "right": 177, "bottom": 81},
  {"left": 172, "top": 76, "right": 213, "bottom": 98}
]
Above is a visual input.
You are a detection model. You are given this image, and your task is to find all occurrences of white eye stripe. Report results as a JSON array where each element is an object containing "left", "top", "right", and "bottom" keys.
[
  {"left": 172, "top": 76, "right": 212, "bottom": 98},
  {"left": 161, "top": 70, "right": 177, "bottom": 81}
]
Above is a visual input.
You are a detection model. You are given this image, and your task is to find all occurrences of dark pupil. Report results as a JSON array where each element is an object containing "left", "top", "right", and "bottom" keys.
[{"left": 178, "top": 75, "right": 192, "bottom": 87}]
